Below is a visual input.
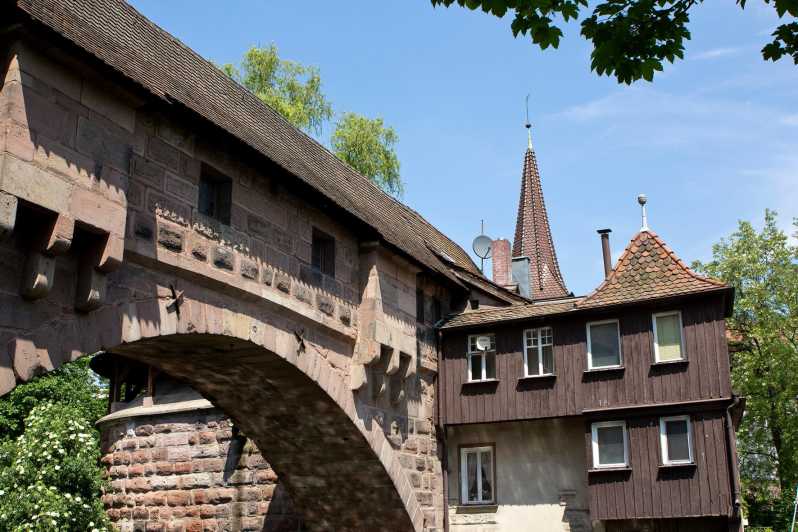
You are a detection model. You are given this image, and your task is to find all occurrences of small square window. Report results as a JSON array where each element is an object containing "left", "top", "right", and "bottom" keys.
[
  {"left": 460, "top": 446, "right": 494, "bottom": 504},
  {"left": 591, "top": 421, "right": 628, "bottom": 469},
  {"left": 198, "top": 163, "right": 232, "bottom": 225},
  {"left": 524, "top": 327, "right": 554, "bottom": 376},
  {"left": 467, "top": 334, "right": 496, "bottom": 381},
  {"left": 660, "top": 415, "right": 693, "bottom": 464},
  {"left": 653, "top": 311, "right": 685, "bottom": 362},
  {"left": 311, "top": 228, "right": 335, "bottom": 277},
  {"left": 587, "top": 320, "right": 622, "bottom": 369}
]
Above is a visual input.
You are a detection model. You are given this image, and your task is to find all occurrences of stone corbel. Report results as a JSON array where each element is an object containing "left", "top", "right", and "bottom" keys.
[
  {"left": 75, "top": 232, "right": 123, "bottom": 312},
  {"left": 389, "top": 353, "right": 411, "bottom": 405},
  {"left": 0, "top": 191, "right": 17, "bottom": 239},
  {"left": 21, "top": 212, "right": 74, "bottom": 300}
]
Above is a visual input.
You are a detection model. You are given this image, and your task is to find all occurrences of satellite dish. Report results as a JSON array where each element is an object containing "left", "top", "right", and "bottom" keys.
[
  {"left": 472, "top": 235, "right": 493, "bottom": 260},
  {"left": 475, "top": 335, "right": 492, "bottom": 351}
]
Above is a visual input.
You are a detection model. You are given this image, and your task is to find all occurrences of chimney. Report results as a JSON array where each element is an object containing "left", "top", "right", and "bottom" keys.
[
  {"left": 512, "top": 256, "right": 531, "bottom": 298},
  {"left": 492, "top": 238, "right": 511, "bottom": 286},
  {"left": 597, "top": 229, "right": 612, "bottom": 278}
]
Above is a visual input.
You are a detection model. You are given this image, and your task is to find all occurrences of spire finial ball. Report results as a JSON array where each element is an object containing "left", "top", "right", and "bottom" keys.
[{"left": 637, "top": 194, "right": 647, "bottom": 206}]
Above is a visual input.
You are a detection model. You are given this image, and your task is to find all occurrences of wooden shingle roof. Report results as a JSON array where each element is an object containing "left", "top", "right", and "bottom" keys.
[
  {"left": 13, "top": 0, "right": 480, "bottom": 283},
  {"left": 577, "top": 230, "right": 727, "bottom": 309}
]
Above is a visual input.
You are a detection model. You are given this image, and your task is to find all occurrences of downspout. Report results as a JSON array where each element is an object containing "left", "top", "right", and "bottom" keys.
[
  {"left": 725, "top": 396, "right": 742, "bottom": 527},
  {"left": 436, "top": 328, "right": 450, "bottom": 532}
]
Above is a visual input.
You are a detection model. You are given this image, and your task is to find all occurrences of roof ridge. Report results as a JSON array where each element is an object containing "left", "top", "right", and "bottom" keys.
[
  {"left": 16, "top": 0, "right": 479, "bottom": 283},
  {"left": 578, "top": 229, "right": 727, "bottom": 309}
]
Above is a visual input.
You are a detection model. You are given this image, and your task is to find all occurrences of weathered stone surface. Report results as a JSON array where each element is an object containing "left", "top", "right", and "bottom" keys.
[
  {"left": 316, "top": 294, "right": 334, "bottom": 317},
  {"left": 211, "top": 247, "right": 234, "bottom": 271},
  {"left": 157, "top": 225, "right": 184, "bottom": 252},
  {"left": 274, "top": 272, "right": 291, "bottom": 294},
  {"left": 100, "top": 409, "right": 301, "bottom": 532},
  {"left": 0, "top": 191, "right": 18, "bottom": 239},
  {"left": 240, "top": 258, "right": 258, "bottom": 280}
]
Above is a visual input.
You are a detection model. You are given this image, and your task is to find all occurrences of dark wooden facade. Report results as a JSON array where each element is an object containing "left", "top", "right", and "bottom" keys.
[
  {"left": 584, "top": 411, "right": 734, "bottom": 521},
  {"left": 439, "top": 294, "right": 732, "bottom": 426}
]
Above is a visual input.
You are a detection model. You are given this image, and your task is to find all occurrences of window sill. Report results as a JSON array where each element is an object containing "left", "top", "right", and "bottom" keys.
[
  {"left": 519, "top": 374, "right": 556, "bottom": 381},
  {"left": 464, "top": 378, "right": 499, "bottom": 385},
  {"left": 584, "top": 366, "right": 625, "bottom": 375},
  {"left": 651, "top": 359, "right": 689, "bottom": 367},
  {"left": 455, "top": 504, "right": 498, "bottom": 514},
  {"left": 659, "top": 462, "right": 696, "bottom": 470},
  {"left": 588, "top": 466, "right": 632, "bottom": 474}
]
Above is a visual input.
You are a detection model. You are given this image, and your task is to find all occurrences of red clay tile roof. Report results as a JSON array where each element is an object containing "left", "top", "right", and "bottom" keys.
[
  {"left": 13, "top": 0, "right": 480, "bottom": 281},
  {"left": 512, "top": 146, "right": 569, "bottom": 299},
  {"left": 577, "top": 230, "right": 727, "bottom": 309},
  {"left": 439, "top": 299, "right": 580, "bottom": 329}
]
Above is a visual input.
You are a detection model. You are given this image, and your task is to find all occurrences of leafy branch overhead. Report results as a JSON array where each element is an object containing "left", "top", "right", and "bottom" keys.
[
  {"left": 430, "top": 0, "right": 798, "bottom": 83},
  {"left": 222, "top": 45, "right": 404, "bottom": 197}
]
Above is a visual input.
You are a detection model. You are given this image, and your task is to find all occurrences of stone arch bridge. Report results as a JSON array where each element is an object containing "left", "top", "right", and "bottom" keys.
[{"left": 0, "top": 2, "right": 481, "bottom": 529}]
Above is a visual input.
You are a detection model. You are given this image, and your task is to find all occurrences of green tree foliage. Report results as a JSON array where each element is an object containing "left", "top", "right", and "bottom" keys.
[
  {"left": 693, "top": 211, "right": 798, "bottom": 528},
  {"left": 430, "top": 0, "right": 798, "bottom": 84},
  {"left": 222, "top": 46, "right": 405, "bottom": 196},
  {"left": 0, "top": 358, "right": 109, "bottom": 531},
  {"left": 223, "top": 44, "right": 333, "bottom": 135},
  {"left": 331, "top": 113, "right": 403, "bottom": 197}
]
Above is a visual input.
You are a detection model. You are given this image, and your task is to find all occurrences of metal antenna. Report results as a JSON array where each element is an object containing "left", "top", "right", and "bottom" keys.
[
  {"left": 525, "top": 94, "right": 532, "bottom": 149},
  {"left": 637, "top": 194, "right": 649, "bottom": 231}
]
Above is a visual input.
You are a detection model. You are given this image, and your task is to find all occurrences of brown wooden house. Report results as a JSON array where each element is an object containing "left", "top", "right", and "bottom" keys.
[{"left": 436, "top": 134, "right": 743, "bottom": 532}]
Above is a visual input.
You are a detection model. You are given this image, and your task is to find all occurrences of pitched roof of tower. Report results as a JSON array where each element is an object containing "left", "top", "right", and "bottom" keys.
[
  {"left": 12, "top": 0, "right": 481, "bottom": 284},
  {"left": 512, "top": 140, "right": 569, "bottom": 299},
  {"left": 577, "top": 230, "right": 727, "bottom": 309}
]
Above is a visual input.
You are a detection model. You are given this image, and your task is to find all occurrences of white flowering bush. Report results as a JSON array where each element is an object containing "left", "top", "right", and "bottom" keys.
[{"left": 0, "top": 402, "right": 109, "bottom": 531}]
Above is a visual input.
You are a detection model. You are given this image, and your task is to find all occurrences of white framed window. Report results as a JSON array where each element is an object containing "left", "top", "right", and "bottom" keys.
[
  {"left": 652, "top": 311, "right": 685, "bottom": 362},
  {"left": 591, "top": 421, "right": 629, "bottom": 469},
  {"left": 467, "top": 334, "right": 496, "bottom": 382},
  {"left": 586, "top": 319, "right": 622, "bottom": 370},
  {"left": 523, "top": 327, "right": 554, "bottom": 376},
  {"left": 460, "top": 446, "right": 495, "bottom": 504},
  {"left": 660, "top": 415, "right": 693, "bottom": 465}
]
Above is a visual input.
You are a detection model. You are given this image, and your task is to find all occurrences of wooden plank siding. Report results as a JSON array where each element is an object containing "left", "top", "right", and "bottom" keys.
[
  {"left": 585, "top": 411, "right": 734, "bottom": 521},
  {"left": 439, "top": 296, "right": 732, "bottom": 426}
]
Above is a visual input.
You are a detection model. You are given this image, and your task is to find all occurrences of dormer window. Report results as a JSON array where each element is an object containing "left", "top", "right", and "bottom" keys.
[
  {"left": 523, "top": 327, "right": 554, "bottom": 376},
  {"left": 586, "top": 319, "right": 622, "bottom": 370},
  {"left": 467, "top": 334, "right": 496, "bottom": 382},
  {"left": 652, "top": 311, "right": 685, "bottom": 362}
]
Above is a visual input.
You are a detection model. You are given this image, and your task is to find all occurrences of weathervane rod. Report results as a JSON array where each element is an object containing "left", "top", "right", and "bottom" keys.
[
  {"left": 525, "top": 94, "right": 532, "bottom": 149},
  {"left": 638, "top": 194, "right": 649, "bottom": 231}
]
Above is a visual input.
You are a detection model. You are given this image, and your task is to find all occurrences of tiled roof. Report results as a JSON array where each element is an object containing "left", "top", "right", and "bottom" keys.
[
  {"left": 449, "top": 265, "right": 530, "bottom": 305},
  {"left": 439, "top": 299, "right": 580, "bottom": 330},
  {"left": 512, "top": 145, "right": 569, "bottom": 299},
  {"left": 440, "top": 229, "right": 729, "bottom": 330},
  {"left": 14, "top": 0, "right": 480, "bottom": 282},
  {"left": 577, "top": 230, "right": 727, "bottom": 309}
]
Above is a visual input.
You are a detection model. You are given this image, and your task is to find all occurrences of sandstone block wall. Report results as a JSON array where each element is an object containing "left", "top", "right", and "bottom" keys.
[{"left": 100, "top": 408, "right": 301, "bottom": 532}]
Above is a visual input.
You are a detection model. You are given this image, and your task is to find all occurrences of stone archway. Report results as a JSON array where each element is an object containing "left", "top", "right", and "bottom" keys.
[{"left": 1, "top": 260, "right": 425, "bottom": 531}]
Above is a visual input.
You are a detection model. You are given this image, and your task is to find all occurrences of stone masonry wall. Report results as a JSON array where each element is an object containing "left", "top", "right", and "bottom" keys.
[
  {"left": 100, "top": 408, "right": 301, "bottom": 532},
  {"left": 1, "top": 36, "right": 449, "bottom": 530}
]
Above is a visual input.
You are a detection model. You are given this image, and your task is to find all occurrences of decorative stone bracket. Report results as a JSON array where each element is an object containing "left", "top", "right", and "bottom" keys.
[
  {"left": 349, "top": 243, "right": 418, "bottom": 400},
  {"left": 0, "top": 188, "right": 124, "bottom": 311}
]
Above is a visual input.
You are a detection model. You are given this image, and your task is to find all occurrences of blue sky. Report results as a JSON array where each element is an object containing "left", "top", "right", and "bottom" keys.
[{"left": 129, "top": 1, "right": 798, "bottom": 296}]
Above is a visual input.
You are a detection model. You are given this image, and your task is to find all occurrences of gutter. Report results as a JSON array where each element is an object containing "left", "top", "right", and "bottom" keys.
[
  {"left": 435, "top": 328, "right": 450, "bottom": 532},
  {"left": 725, "top": 396, "right": 743, "bottom": 525}
]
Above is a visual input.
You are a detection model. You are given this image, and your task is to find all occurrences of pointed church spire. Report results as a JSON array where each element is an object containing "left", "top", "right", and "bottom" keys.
[{"left": 512, "top": 127, "right": 569, "bottom": 300}]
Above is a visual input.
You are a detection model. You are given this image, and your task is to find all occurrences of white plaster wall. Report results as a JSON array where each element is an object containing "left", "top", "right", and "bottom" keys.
[{"left": 446, "top": 417, "right": 591, "bottom": 532}]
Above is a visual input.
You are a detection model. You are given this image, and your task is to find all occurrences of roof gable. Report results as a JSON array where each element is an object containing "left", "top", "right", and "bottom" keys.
[{"left": 577, "top": 230, "right": 726, "bottom": 309}]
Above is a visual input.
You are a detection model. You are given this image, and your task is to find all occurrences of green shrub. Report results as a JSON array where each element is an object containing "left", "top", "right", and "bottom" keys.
[{"left": 0, "top": 402, "right": 109, "bottom": 531}]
